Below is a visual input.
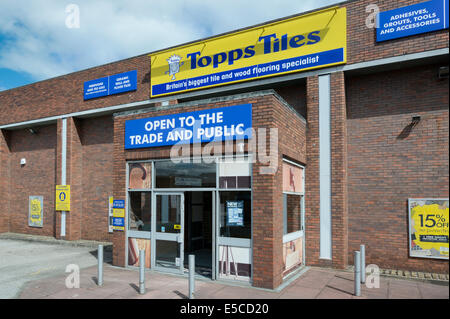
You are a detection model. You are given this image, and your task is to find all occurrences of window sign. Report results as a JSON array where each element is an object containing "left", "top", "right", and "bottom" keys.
[{"left": 227, "top": 200, "right": 244, "bottom": 226}]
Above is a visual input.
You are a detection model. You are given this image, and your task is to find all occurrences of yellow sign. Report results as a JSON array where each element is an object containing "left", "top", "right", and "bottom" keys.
[
  {"left": 29, "top": 196, "right": 43, "bottom": 227},
  {"left": 113, "top": 208, "right": 125, "bottom": 218},
  {"left": 174, "top": 224, "right": 181, "bottom": 230},
  {"left": 151, "top": 7, "right": 346, "bottom": 97},
  {"left": 410, "top": 199, "right": 449, "bottom": 259},
  {"left": 55, "top": 185, "right": 71, "bottom": 211}
]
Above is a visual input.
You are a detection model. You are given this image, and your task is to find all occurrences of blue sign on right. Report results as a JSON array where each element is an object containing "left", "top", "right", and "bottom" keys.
[{"left": 376, "top": 0, "right": 449, "bottom": 42}]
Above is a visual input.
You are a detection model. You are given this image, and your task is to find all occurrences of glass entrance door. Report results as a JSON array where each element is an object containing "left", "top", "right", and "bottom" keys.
[{"left": 152, "top": 192, "right": 184, "bottom": 273}]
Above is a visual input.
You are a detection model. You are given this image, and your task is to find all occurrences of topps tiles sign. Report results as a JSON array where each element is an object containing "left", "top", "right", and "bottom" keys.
[{"left": 150, "top": 7, "right": 347, "bottom": 97}]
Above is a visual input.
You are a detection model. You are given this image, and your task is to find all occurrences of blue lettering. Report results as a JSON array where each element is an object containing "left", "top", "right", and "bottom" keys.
[
  {"left": 289, "top": 35, "right": 305, "bottom": 48},
  {"left": 281, "top": 34, "right": 288, "bottom": 50},
  {"left": 213, "top": 52, "right": 227, "bottom": 68},
  {"left": 258, "top": 33, "right": 277, "bottom": 54},
  {"left": 244, "top": 46, "right": 255, "bottom": 58},
  {"left": 187, "top": 51, "right": 201, "bottom": 69},
  {"left": 228, "top": 48, "right": 243, "bottom": 65},
  {"left": 198, "top": 55, "right": 212, "bottom": 67},
  {"left": 307, "top": 31, "right": 321, "bottom": 45}
]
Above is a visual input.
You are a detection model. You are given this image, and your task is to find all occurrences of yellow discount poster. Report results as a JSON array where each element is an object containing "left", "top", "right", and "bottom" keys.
[{"left": 409, "top": 199, "right": 449, "bottom": 259}]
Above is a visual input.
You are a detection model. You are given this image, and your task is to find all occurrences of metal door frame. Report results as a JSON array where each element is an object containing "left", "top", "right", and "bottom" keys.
[{"left": 151, "top": 191, "right": 185, "bottom": 274}]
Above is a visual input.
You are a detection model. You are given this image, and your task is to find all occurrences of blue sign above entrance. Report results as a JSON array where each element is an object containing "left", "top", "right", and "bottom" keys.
[
  {"left": 124, "top": 104, "right": 252, "bottom": 150},
  {"left": 376, "top": 0, "right": 449, "bottom": 42},
  {"left": 83, "top": 70, "right": 137, "bottom": 100}
]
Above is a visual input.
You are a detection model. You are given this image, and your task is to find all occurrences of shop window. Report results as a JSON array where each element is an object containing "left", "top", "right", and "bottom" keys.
[
  {"left": 156, "top": 194, "right": 182, "bottom": 233},
  {"left": 128, "top": 192, "right": 151, "bottom": 231},
  {"left": 128, "top": 238, "right": 151, "bottom": 268},
  {"left": 282, "top": 161, "right": 304, "bottom": 193},
  {"left": 218, "top": 157, "right": 251, "bottom": 189},
  {"left": 282, "top": 160, "right": 305, "bottom": 276},
  {"left": 154, "top": 160, "right": 216, "bottom": 188},
  {"left": 129, "top": 162, "right": 151, "bottom": 189},
  {"left": 283, "top": 194, "right": 302, "bottom": 235},
  {"left": 219, "top": 191, "right": 251, "bottom": 239}
]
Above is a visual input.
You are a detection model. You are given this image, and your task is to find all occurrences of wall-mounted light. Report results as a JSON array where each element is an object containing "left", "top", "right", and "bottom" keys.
[
  {"left": 397, "top": 116, "right": 421, "bottom": 140},
  {"left": 438, "top": 66, "right": 449, "bottom": 79},
  {"left": 20, "top": 158, "right": 26, "bottom": 166},
  {"left": 28, "top": 128, "right": 38, "bottom": 135}
]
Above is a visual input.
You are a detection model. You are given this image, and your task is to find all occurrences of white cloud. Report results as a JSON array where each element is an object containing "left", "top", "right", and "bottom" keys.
[{"left": 0, "top": 0, "right": 340, "bottom": 81}]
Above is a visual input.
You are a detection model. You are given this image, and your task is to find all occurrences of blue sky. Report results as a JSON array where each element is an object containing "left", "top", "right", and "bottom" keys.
[{"left": 0, "top": 0, "right": 341, "bottom": 92}]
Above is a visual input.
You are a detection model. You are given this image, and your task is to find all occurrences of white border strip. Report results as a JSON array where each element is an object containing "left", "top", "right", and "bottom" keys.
[{"left": 318, "top": 74, "right": 332, "bottom": 260}]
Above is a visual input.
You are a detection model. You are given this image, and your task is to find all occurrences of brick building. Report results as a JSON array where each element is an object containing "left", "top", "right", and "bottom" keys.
[{"left": 0, "top": 0, "right": 448, "bottom": 289}]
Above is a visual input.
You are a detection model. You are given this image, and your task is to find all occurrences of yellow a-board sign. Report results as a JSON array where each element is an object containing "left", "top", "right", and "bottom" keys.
[
  {"left": 55, "top": 185, "right": 71, "bottom": 211},
  {"left": 151, "top": 7, "right": 346, "bottom": 97}
]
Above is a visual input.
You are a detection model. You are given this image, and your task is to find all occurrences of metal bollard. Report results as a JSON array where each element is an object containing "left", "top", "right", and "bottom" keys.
[
  {"left": 139, "top": 250, "right": 145, "bottom": 295},
  {"left": 354, "top": 251, "right": 361, "bottom": 296},
  {"left": 97, "top": 244, "right": 103, "bottom": 286},
  {"left": 189, "top": 254, "right": 195, "bottom": 299},
  {"left": 360, "top": 244, "right": 366, "bottom": 284}
]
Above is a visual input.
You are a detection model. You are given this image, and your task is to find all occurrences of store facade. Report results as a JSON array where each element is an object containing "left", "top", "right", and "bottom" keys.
[
  {"left": 0, "top": 0, "right": 448, "bottom": 289},
  {"left": 113, "top": 93, "right": 307, "bottom": 288}
]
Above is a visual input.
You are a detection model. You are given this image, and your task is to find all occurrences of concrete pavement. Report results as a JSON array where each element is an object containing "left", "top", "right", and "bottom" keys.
[
  {"left": 0, "top": 239, "right": 111, "bottom": 299},
  {"left": 17, "top": 265, "right": 449, "bottom": 299}
]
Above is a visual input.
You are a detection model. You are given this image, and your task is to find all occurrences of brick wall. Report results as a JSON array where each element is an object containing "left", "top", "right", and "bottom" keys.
[
  {"left": 346, "top": 63, "right": 449, "bottom": 273},
  {"left": 8, "top": 125, "right": 57, "bottom": 236},
  {"left": 305, "top": 73, "right": 349, "bottom": 269},
  {"left": 276, "top": 84, "right": 307, "bottom": 118},
  {"left": 0, "top": 1, "right": 447, "bottom": 128},
  {"left": 344, "top": 0, "right": 449, "bottom": 65},
  {"left": 0, "top": 55, "right": 151, "bottom": 126},
  {"left": 80, "top": 116, "right": 114, "bottom": 242},
  {"left": 0, "top": 116, "right": 115, "bottom": 241},
  {"left": 0, "top": 130, "right": 10, "bottom": 233},
  {"left": 330, "top": 72, "right": 349, "bottom": 269}
]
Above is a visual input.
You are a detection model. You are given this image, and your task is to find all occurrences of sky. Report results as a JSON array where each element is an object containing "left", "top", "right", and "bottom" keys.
[{"left": 0, "top": 0, "right": 342, "bottom": 92}]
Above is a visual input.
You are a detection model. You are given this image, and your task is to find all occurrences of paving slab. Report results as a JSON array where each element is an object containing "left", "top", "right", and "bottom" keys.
[
  {"left": 417, "top": 282, "right": 449, "bottom": 299},
  {"left": 15, "top": 265, "right": 449, "bottom": 300}
]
